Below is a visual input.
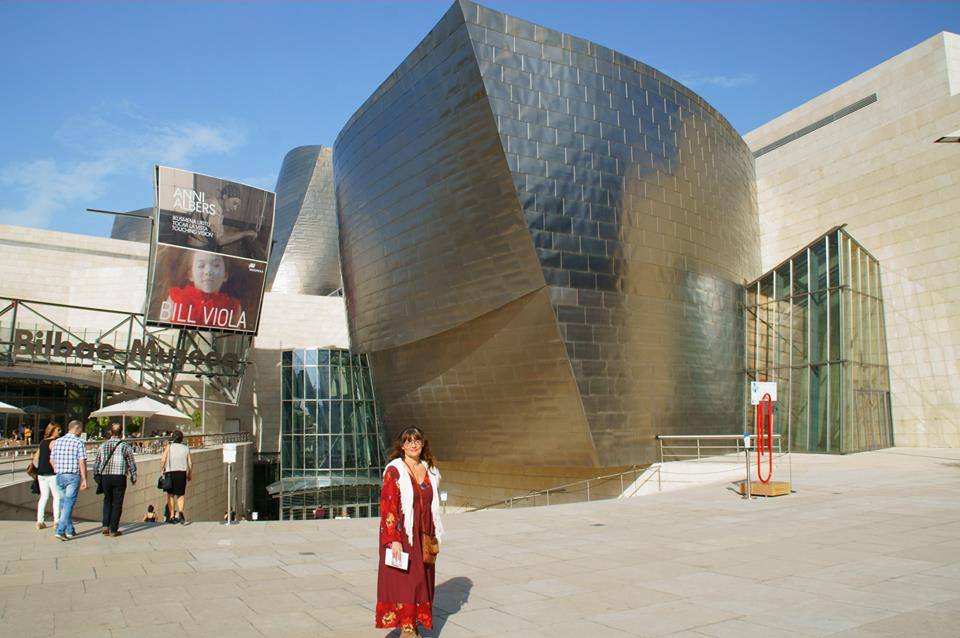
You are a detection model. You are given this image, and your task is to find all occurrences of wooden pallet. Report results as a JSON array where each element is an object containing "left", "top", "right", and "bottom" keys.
[{"left": 737, "top": 480, "right": 791, "bottom": 497}]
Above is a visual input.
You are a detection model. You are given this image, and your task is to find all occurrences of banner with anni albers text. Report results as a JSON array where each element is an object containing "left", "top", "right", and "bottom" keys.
[{"left": 145, "top": 166, "right": 275, "bottom": 335}]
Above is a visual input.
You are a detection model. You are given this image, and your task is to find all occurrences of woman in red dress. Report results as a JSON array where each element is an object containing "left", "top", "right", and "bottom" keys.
[{"left": 376, "top": 427, "right": 445, "bottom": 637}]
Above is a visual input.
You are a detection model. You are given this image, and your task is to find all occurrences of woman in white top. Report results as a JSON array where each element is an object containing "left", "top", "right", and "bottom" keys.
[{"left": 159, "top": 430, "right": 193, "bottom": 523}]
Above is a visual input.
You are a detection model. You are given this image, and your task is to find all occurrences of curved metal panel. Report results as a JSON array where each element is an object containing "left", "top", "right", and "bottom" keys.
[
  {"left": 267, "top": 146, "right": 341, "bottom": 296},
  {"left": 333, "top": 4, "right": 545, "bottom": 353},
  {"left": 369, "top": 288, "right": 596, "bottom": 467},
  {"left": 460, "top": 0, "right": 760, "bottom": 465}
]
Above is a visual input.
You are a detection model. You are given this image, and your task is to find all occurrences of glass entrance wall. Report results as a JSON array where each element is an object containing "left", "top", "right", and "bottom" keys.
[
  {"left": 277, "top": 348, "right": 388, "bottom": 519},
  {"left": 746, "top": 227, "right": 892, "bottom": 453}
]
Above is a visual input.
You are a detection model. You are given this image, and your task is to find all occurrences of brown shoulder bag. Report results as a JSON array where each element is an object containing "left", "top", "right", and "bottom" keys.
[{"left": 416, "top": 473, "right": 440, "bottom": 564}]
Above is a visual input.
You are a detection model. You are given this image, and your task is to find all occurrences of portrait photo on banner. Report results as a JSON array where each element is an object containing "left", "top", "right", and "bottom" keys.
[
  {"left": 156, "top": 171, "right": 274, "bottom": 263},
  {"left": 146, "top": 245, "right": 266, "bottom": 333}
]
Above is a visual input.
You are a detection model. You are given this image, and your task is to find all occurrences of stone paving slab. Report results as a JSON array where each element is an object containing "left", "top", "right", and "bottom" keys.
[{"left": 1, "top": 448, "right": 959, "bottom": 637}]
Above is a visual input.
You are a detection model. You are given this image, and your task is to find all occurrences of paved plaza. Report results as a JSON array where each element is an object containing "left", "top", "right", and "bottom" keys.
[{"left": 1, "top": 448, "right": 959, "bottom": 637}]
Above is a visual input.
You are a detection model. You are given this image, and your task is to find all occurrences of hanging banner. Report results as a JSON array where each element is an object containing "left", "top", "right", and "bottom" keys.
[{"left": 146, "top": 167, "right": 275, "bottom": 335}]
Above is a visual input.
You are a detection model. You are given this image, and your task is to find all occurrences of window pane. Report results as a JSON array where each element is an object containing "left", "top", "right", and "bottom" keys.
[
  {"left": 793, "top": 251, "right": 809, "bottom": 296},
  {"left": 317, "top": 401, "right": 330, "bottom": 435},
  {"left": 317, "top": 436, "right": 331, "bottom": 469},
  {"left": 828, "top": 231, "right": 840, "bottom": 288},
  {"left": 790, "top": 294, "right": 807, "bottom": 364},
  {"left": 304, "top": 435, "right": 317, "bottom": 470},
  {"left": 829, "top": 364, "right": 842, "bottom": 452},
  {"left": 344, "top": 435, "right": 357, "bottom": 469},
  {"left": 317, "top": 367, "right": 330, "bottom": 399},
  {"left": 357, "top": 432, "right": 373, "bottom": 467},
  {"left": 808, "top": 364, "right": 828, "bottom": 451},
  {"left": 317, "top": 349, "right": 330, "bottom": 366},
  {"left": 330, "top": 436, "right": 343, "bottom": 469},
  {"left": 829, "top": 290, "right": 841, "bottom": 361},
  {"left": 759, "top": 273, "right": 774, "bottom": 303},
  {"left": 775, "top": 265, "right": 790, "bottom": 299},
  {"left": 291, "top": 434, "right": 304, "bottom": 470},
  {"left": 810, "top": 239, "right": 827, "bottom": 291},
  {"left": 305, "top": 349, "right": 318, "bottom": 366},
  {"left": 789, "top": 366, "right": 808, "bottom": 452},
  {"left": 305, "top": 366, "right": 319, "bottom": 400},
  {"left": 331, "top": 402, "right": 342, "bottom": 434},
  {"left": 809, "top": 292, "right": 827, "bottom": 363},
  {"left": 293, "top": 369, "right": 306, "bottom": 399},
  {"left": 344, "top": 402, "right": 358, "bottom": 434},
  {"left": 292, "top": 401, "right": 306, "bottom": 435},
  {"left": 304, "top": 402, "right": 319, "bottom": 435}
]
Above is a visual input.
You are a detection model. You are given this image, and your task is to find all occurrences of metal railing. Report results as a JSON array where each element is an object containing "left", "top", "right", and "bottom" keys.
[
  {"left": 470, "top": 464, "right": 660, "bottom": 512},
  {"left": 0, "top": 296, "right": 251, "bottom": 404},
  {"left": 0, "top": 432, "right": 251, "bottom": 485},
  {"left": 657, "top": 434, "right": 782, "bottom": 464}
]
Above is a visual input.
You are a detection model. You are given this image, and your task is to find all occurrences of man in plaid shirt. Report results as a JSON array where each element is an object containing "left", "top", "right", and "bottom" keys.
[
  {"left": 94, "top": 423, "right": 137, "bottom": 536},
  {"left": 50, "top": 420, "right": 88, "bottom": 540}
]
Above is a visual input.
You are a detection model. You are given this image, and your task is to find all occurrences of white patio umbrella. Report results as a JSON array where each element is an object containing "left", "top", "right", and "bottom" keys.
[
  {"left": 90, "top": 396, "right": 191, "bottom": 438},
  {"left": 0, "top": 401, "right": 25, "bottom": 415},
  {"left": 0, "top": 402, "right": 25, "bottom": 440}
]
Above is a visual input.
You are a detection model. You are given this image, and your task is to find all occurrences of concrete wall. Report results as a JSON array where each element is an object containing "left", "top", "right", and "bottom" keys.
[
  {"left": 0, "top": 443, "right": 253, "bottom": 523},
  {"left": 0, "top": 224, "right": 148, "bottom": 328},
  {"left": 745, "top": 32, "right": 960, "bottom": 447}
]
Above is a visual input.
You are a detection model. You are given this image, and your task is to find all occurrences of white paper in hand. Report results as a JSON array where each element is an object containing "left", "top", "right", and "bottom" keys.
[{"left": 384, "top": 548, "right": 410, "bottom": 570}]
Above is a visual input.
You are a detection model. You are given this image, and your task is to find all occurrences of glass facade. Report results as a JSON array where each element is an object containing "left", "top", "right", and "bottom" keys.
[
  {"left": 275, "top": 348, "right": 387, "bottom": 519},
  {"left": 746, "top": 227, "right": 892, "bottom": 453}
]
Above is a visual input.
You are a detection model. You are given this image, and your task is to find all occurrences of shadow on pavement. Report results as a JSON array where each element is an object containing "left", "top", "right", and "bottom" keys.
[
  {"left": 424, "top": 577, "right": 474, "bottom": 637},
  {"left": 69, "top": 521, "right": 160, "bottom": 540}
]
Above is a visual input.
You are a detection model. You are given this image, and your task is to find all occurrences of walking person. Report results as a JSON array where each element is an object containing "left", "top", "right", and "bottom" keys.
[
  {"left": 32, "top": 422, "right": 61, "bottom": 529},
  {"left": 159, "top": 430, "right": 192, "bottom": 523},
  {"left": 49, "top": 420, "right": 88, "bottom": 541},
  {"left": 93, "top": 423, "right": 137, "bottom": 537},
  {"left": 376, "top": 427, "right": 444, "bottom": 637}
]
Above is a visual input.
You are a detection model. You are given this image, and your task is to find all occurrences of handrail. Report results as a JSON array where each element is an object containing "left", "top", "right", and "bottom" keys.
[
  {"left": 0, "top": 432, "right": 251, "bottom": 485},
  {"left": 469, "top": 464, "right": 653, "bottom": 512},
  {"left": 656, "top": 434, "right": 784, "bottom": 440},
  {"left": 657, "top": 433, "right": 783, "bottom": 464}
]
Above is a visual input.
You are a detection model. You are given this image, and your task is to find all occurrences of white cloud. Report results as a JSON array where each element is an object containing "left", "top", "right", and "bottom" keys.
[
  {"left": 676, "top": 73, "right": 757, "bottom": 89},
  {"left": 0, "top": 109, "right": 246, "bottom": 229}
]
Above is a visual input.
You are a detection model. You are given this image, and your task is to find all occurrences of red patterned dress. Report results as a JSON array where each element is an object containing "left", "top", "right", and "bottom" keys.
[{"left": 375, "top": 465, "right": 436, "bottom": 632}]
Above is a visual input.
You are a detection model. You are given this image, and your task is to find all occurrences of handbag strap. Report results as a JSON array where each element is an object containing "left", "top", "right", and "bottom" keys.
[{"left": 97, "top": 440, "right": 122, "bottom": 475}]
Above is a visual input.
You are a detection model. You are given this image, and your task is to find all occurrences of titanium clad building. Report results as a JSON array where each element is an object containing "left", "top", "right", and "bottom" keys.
[{"left": 334, "top": 0, "right": 760, "bottom": 502}]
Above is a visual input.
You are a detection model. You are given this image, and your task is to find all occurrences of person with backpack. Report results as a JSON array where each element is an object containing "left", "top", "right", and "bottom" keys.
[{"left": 93, "top": 423, "right": 137, "bottom": 536}]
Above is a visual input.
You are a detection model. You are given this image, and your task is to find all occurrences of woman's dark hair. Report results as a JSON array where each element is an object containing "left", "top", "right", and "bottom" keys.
[
  {"left": 171, "top": 430, "right": 184, "bottom": 444},
  {"left": 147, "top": 504, "right": 155, "bottom": 512},
  {"left": 387, "top": 427, "right": 437, "bottom": 468}
]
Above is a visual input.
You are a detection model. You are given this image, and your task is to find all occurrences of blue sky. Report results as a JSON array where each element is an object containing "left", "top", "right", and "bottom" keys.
[{"left": 1, "top": 0, "right": 957, "bottom": 237}]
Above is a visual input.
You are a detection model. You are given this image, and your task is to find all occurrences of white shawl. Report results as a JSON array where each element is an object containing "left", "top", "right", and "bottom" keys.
[{"left": 384, "top": 458, "right": 445, "bottom": 547}]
